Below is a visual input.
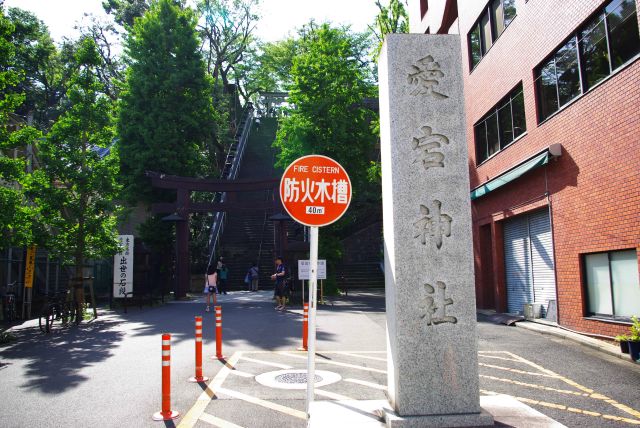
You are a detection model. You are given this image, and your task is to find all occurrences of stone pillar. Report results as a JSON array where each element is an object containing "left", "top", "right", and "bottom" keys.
[{"left": 378, "top": 34, "right": 492, "bottom": 427}]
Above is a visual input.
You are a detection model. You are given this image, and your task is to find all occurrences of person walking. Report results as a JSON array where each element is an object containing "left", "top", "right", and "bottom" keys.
[
  {"left": 203, "top": 265, "right": 218, "bottom": 312},
  {"left": 271, "top": 256, "right": 289, "bottom": 311},
  {"left": 217, "top": 257, "right": 228, "bottom": 295},
  {"left": 248, "top": 262, "right": 259, "bottom": 291}
]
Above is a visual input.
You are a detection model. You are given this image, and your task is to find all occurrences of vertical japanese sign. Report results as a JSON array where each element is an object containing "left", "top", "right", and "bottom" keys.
[
  {"left": 24, "top": 245, "right": 37, "bottom": 288},
  {"left": 113, "top": 235, "right": 134, "bottom": 298}
]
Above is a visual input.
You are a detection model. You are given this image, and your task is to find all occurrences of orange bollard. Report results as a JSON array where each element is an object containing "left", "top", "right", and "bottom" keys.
[
  {"left": 152, "top": 334, "right": 180, "bottom": 421},
  {"left": 298, "top": 303, "right": 309, "bottom": 351},
  {"left": 213, "top": 306, "right": 224, "bottom": 360},
  {"left": 189, "top": 316, "right": 209, "bottom": 382}
]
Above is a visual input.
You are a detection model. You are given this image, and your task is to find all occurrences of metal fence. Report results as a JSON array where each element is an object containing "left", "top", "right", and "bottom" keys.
[{"left": 1, "top": 247, "right": 114, "bottom": 319}]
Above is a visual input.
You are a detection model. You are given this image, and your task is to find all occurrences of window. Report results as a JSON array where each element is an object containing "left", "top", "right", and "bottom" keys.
[
  {"left": 474, "top": 83, "right": 526, "bottom": 164},
  {"left": 470, "top": 24, "right": 482, "bottom": 68},
  {"left": 481, "top": 13, "right": 493, "bottom": 52},
  {"left": 580, "top": 12, "right": 610, "bottom": 89},
  {"left": 536, "top": 0, "right": 640, "bottom": 122},
  {"left": 555, "top": 38, "right": 581, "bottom": 106},
  {"left": 492, "top": 0, "right": 515, "bottom": 36},
  {"left": 467, "top": 0, "right": 517, "bottom": 69},
  {"left": 503, "top": 0, "right": 516, "bottom": 27},
  {"left": 536, "top": 38, "right": 582, "bottom": 122},
  {"left": 584, "top": 249, "right": 640, "bottom": 319},
  {"left": 607, "top": 0, "right": 640, "bottom": 69}
]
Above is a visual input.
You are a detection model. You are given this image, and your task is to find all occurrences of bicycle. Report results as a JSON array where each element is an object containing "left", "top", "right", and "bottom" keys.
[
  {"left": 2, "top": 281, "right": 18, "bottom": 322},
  {"left": 38, "top": 289, "right": 78, "bottom": 333}
]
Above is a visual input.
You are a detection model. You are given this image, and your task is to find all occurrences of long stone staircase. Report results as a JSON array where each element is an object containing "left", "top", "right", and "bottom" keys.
[
  {"left": 215, "top": 115, "right": 384, "bottom": 291},
  {"left": 339, "top": 221, "right": 384, "bottom": 290},
  {"left": 217, "top": 118, "right": 279, "bottom": 289}
]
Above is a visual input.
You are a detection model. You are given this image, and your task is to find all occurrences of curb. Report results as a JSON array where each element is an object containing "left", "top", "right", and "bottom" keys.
[{"left": 515, "top": 320, "right": 639, "bottom": 364}]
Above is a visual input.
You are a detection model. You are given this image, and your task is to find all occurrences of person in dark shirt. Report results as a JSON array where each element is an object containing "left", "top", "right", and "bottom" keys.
[{"left": 270, "top": 256, "right": 288, "bottom": 311}]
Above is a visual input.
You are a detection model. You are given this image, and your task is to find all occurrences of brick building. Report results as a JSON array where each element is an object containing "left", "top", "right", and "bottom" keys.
[{"left": 408, "top": 0, "right": 640, "bottom": 337}]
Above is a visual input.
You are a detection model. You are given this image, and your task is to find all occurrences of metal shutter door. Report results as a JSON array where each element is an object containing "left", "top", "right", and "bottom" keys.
[
  {"left": 504, "top": 216, "right": 533, "bottom": 314},
  {"left": 529, "top": 209, "right": 556, "bottom": 316}
]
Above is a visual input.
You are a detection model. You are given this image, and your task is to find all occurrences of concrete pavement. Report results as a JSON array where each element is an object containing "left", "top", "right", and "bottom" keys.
[{"left": 1, "top": 289, "right": 639, "bottom": 427}]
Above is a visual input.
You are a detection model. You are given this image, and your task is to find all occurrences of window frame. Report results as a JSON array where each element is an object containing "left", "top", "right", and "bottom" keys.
[
  {"left": 582, "top": 249, "right": 640, "bottom": 322},
  {"left": 474, "top": 83, "right": 527, "bottom": 165},
  {"left": 535, "top": 0, "right": 640, "bottom": 124},
  {"left": 467, "top": 0, "right": 518, "bottom": 71}
]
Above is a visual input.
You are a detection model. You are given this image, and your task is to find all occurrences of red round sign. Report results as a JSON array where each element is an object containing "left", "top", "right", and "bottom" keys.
[{"left": 280, "top": 155, "right": 352, "bottom": 227}]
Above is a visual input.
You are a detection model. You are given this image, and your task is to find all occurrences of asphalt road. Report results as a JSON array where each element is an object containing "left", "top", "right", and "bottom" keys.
[
  {"left": 0, "top": 289, "right": 639, "bottom": 427},
  {"left": 476, "top": 313, "right": 640, "bottom": 427}
]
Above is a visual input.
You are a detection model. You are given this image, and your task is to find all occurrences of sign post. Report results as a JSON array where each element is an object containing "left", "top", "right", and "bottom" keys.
[
  {"left": 307, "top": 226, "right": 319, "bottom": 414},
  {"left": 279, "top": 155, "right": 352, "bottom": 418}
]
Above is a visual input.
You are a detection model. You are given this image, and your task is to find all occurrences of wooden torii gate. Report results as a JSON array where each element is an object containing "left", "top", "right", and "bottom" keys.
[{"left": 147, "top": 171, "right": 281, "bottom": 298}]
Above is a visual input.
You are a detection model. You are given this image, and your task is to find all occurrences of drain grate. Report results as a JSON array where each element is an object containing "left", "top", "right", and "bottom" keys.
[
  {"left": 255, "top": 369, "right": 341, "bottom": 390},
  {"left": 275, "top": 372, "right": 322, "bottom": 384}
]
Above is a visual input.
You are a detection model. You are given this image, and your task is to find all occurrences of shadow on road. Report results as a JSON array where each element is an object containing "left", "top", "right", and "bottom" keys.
[
  {"left": 0, "top": 289, "right": 386, "bottom": 394},
  {"left": 0, "top": 319, "right": 124, "bottom": 394}
]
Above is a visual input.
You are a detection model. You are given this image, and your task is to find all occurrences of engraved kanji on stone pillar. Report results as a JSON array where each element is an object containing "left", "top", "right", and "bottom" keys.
[
  {"left": 411, "top": 125, "right": 450, "bottom": 170},
  {"left": 413, "top": 200, "right": 452, "bottom": 249},
  {"left": 407, "top": 55, "right": 449, "bottom": 99},
  {"left": 420, "top": 281, "right": 457, "bottom": 326}
]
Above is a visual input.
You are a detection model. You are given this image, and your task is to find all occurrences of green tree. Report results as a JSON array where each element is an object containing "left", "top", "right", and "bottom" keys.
[
  {"left": 118, "top": 0, "right": 214, "bottom": 203},
  {"left": 0, "top": 8, "right": 41, "bottom": 248},
  {"left": 367, "top": 0, "right": 409, "bottom": 182},
  {"left": 28, "top": 37, "right": 121, "bottom": 304},
  {"left": 197, "top": 0, "right": 259, "bottom": 88},
  {"left": 196, "top": 0, "right": 260, "bottom": 170},
  {"left": 6, "top": 7, "right": 64, "bottom": 130},
  {"left": 77, "top": 15, "right": 125, "bottom": 100},
  {"left": 273, "top": 23, "right": 376, "bottom": 188},
  {"left": 370, "top": 0, "right": 409, "bottom": 59},
  {"left": 233, "top": 38, "right": 298, "bottom": 105},
  {"left": 102, "top": 0, "right": 151, "bottom": 27},
  {"left": 273, "top": 23, "right": 380, "bottom": 273}
]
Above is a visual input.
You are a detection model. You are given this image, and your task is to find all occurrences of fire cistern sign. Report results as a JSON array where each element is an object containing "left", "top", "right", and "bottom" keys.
[{"left": 280, "top": 155, "right": 352, "bottom": 227}]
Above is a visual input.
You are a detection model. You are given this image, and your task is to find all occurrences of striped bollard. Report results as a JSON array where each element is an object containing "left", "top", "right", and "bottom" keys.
[
  {"left": 152, "top": 334, "right": 180, "bottom": 421},
  {"left": 297, "top": 303, "right": 309, "bottom": 351},
  {"left": 213, "top": 306, "right": 224, "bottom": 360},
  {"left": 188, "top": 316, "right": 209, "bottom": 382}
]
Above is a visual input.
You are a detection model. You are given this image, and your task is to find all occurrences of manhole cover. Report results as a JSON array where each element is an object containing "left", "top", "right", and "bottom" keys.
[
  {"left": 275, "top": 373, "right": 322, "bottom": 384},
  {"left": 255, "top": 369, "right": 341, "bottom": 390}
]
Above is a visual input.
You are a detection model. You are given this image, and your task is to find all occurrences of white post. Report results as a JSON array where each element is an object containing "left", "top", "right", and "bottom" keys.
[{"left": 306, "top": 226, "right": 319, "bottom": 416}]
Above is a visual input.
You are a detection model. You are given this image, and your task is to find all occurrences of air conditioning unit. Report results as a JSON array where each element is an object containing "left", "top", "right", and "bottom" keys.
[{"left": 523, "top": 303, "right": 542, "bottom": 320}]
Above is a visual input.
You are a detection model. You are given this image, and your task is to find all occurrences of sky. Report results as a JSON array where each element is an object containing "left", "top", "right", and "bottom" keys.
[{"left": 2, "top": 0, "right": 381, "bottom": 43}]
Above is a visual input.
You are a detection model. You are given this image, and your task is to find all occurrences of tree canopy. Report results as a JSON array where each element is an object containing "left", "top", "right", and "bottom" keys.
[
  {"left": 1, "top": 0, "right": 393, "bottom": 273},
  {"left": 274, "top": 22, "right": 376, "bottom": 188},
  {"left": 370, "top": 0, "right": 409, "bottom": 59},
  {"left": 27, "top": 37, "right": 121, "bottom": 275},
  {"left": 0, "top": 8, "right": 42, "bottom": 249},
  {"left": 117, "top": 0, "right": 214, "bottom": 203}
]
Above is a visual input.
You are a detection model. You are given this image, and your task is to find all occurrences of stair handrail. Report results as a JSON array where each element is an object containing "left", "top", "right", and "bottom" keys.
[{"left": 206, "top": 104, "right": 255, "bottom": 268}]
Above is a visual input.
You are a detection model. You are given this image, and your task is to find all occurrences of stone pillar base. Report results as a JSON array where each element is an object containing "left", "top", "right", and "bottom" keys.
[{"left": 383, "top": 407, "right": 494, "bottom": 428}]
